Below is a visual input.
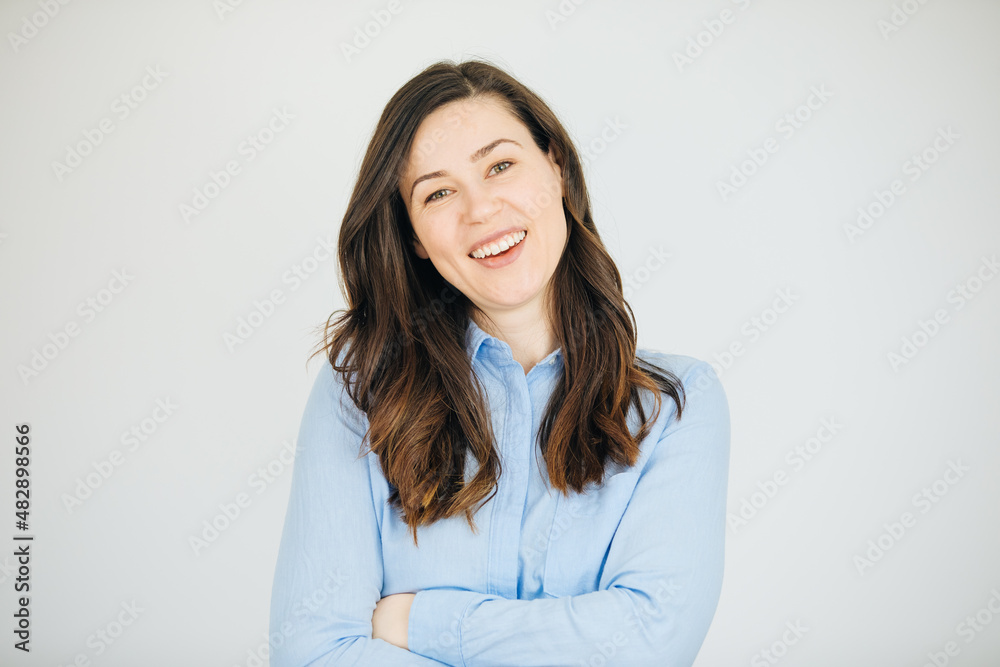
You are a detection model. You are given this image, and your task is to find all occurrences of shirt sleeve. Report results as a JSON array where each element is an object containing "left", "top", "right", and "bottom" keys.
[
  {"left": 406, "top": 360, "right": 731, "bottom": 667},
  {"left": 269, "top": 358, "right": 452, "bottom": 667}
]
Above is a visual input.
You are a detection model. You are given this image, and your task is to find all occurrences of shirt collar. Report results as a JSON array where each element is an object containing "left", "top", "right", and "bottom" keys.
[
  {"left": 464, "top": 318, "right": 563, "bottom": 367},
  {"left": 465, "top": 317, "right": 492, "bottom": 360}
]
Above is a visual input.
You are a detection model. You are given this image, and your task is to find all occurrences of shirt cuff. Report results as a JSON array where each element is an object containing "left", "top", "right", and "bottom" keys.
[{"left": 408, "top": 588, "right": 493, "bottom": 666}]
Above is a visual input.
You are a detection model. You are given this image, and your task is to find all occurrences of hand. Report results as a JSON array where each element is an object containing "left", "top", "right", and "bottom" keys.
[{"left": 372, "top": 592, "right": 416, "bottom": 650}]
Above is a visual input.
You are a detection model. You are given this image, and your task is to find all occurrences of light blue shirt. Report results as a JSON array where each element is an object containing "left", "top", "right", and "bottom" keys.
[{"left": 269, "top": 318, "right": 730, "bottom": 666}]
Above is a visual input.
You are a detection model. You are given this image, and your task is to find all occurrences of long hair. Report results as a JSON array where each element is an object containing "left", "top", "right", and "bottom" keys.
[{"left": 310, "top": 59, "right": 687, "bottom": 546}]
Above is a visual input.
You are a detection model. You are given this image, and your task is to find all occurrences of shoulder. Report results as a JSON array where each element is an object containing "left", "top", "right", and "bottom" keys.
[
  {"left": 636, "top": 349, "right": 711, "bottom": 383},
  {"left": 634, "top": 348, "right": 729, "bottom": 431},
  {"left": 632, "top": 350, "right": 730, "bottom": 476},
  {"left": 636, "top": 349, "right": 724, "bottom": 401},
  {"left": 301, "top": 354, "right": 370, "bottom": 443}
]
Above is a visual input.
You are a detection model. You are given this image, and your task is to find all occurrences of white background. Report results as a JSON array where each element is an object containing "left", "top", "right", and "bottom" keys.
[{"left": 1, "top": 0, "right": 998, "bottom": 665}]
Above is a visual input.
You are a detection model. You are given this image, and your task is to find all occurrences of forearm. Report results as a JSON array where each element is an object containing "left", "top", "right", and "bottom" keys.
[
  {"left": 270, "top": 634, "right": 452, "bottom": 667},
  {"left": 338, "top": 636, "right": 453, "bottom": 667},
  {"left": 406, "top": 583, "right": 713, "bottom": 667}
]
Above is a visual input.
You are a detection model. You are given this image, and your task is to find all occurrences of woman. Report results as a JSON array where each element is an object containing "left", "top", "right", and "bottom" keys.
[{"left": 269, "top": 59, "right": 730, "bottom": 666}]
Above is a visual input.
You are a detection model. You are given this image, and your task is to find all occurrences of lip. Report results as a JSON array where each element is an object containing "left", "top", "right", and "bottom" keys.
[
  {"left": 467, "top": 227, "right": 527, "bottom": 257},
  {"left": 470, "top": 229, "right": 526, "bottom": 269}
]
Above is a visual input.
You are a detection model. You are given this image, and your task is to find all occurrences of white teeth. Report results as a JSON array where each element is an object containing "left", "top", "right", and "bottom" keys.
[{"left": 471, "top": 230, "right": 526, "bottom": 258}]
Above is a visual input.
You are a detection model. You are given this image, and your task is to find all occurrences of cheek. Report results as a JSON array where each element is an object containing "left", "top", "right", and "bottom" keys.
[
  {"left": 533, "top": 185, "right": 566, "bottom": 232},
  {"left": 416, "top": 219, "right": 463, "bottom": 259},
  {"left": 512, "top": 185, "right": 561, "bottom": 226},
  {"left": 534, "top": 170, "right": 564, "bottom": 217}
]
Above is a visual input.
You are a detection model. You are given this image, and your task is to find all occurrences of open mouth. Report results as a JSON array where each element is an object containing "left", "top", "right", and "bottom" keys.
[{"left": 469, "top": 230, "right": 527, "bottom": 259}]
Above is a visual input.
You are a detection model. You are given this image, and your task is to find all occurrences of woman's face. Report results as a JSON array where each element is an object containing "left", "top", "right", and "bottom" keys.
[{"left": 400, "top": 95, "right": 567, "bottom": 326}]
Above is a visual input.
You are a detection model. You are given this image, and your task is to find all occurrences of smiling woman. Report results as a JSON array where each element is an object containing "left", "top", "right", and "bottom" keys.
[
  {"left": 402, "top": 95, "right": 569, "bottom": 361},
  {"left": 268, "top": 59, "right": 731, "bottom": 667}
]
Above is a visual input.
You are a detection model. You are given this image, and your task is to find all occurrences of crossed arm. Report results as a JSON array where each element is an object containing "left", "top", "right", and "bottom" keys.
[
  {"left": 269, "top": 359, "right": 729, "bottom": 666},
  {"left": 371, "top": 592, "right": 415, "bottom": 650}
]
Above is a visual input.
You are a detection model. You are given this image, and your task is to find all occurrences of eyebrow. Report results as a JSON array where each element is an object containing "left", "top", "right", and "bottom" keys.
[{"left": 408, "top": 138, "right": 523, "bottom": 203}]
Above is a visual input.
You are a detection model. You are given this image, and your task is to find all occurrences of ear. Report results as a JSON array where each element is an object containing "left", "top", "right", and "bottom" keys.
[
  {"left": 545, "top": 145, "right": 564, "bottom": 195},
  {"left": 412, "top": 234, "right": 429, "bottom": 259}
]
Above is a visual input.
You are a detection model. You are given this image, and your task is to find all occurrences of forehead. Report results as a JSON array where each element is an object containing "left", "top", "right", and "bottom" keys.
[{"left": 404, "top": 96, "right": 529, "bottom": 173}]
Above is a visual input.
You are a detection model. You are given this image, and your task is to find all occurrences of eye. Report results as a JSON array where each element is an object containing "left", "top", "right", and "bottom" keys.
[
  {"left": 489, "top": 160, "right": 513, "bottom": 175},
  {"left": 425, "top": 188, "right": 451, "bottom": 203},
  {"left": 422, "top": 161, "right": 513, "bottom": 204}
]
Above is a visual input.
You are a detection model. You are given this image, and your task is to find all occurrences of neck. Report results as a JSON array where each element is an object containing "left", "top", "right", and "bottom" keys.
[{"left": 472, "top": 308, "right": 559, "bottom": 375}]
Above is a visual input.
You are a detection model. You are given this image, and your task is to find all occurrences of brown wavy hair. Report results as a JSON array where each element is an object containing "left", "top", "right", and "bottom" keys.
[{"left": 310, "top": 59, "right": 686, "bottom": 546}]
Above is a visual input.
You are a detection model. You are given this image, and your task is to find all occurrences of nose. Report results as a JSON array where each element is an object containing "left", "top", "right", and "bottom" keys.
[{"left": 462, "top": 179, "right": 502, "bottom": 224}]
